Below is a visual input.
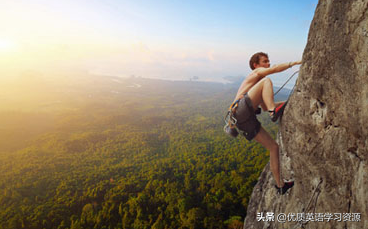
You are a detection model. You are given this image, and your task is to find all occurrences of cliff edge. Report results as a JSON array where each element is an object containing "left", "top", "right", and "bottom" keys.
[{"left": 243, "top": 0, "right": 368, "bottom": 228}]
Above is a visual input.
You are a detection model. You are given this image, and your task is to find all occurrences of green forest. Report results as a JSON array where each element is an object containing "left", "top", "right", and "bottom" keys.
[{"left": 0, "top": 72, "right": 282, "bottom": 229}]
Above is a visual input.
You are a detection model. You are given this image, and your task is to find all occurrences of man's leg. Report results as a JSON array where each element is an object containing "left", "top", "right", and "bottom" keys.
[
  {"left": 247, "top": 78, "right": 275, "bottom": 111},
  {"left": 253, "top": 127, "right": 284, "bottom": 188}
]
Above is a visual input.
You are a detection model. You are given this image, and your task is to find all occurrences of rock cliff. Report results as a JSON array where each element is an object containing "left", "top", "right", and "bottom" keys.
[{"left": 243, "top": 0, "right": 368, "bottom": 228}]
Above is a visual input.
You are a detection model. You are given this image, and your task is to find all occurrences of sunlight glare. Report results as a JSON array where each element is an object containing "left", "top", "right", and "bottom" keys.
[{"left": 0, "top": 39, "right": 16, "bottom": 52}]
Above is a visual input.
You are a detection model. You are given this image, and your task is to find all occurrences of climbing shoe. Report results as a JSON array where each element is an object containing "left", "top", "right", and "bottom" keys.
[
  {"left": 275, "top": 181, "right": 294, "bottom": 195},
  {"left": 269, "top": 101, "right": 288, "bottom": 122}
]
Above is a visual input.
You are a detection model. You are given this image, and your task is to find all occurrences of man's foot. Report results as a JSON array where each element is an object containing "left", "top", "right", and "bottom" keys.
[
  {"left": 275, "top": 181, "right": 294, "bottom": 195},
  {"left": 269, "top": 101, "right": 287, "bottom": 122}
]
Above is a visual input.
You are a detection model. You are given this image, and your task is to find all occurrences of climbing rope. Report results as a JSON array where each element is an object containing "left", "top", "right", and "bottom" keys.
[
  {"left": 273, "top": 70, "right": 299, "bottom": 97},
  {"left": 289, "top": 178, "right": 323, "bottom": 229},
  {"left": 273, "top": 178, "right": 323, "bottom": 229}
]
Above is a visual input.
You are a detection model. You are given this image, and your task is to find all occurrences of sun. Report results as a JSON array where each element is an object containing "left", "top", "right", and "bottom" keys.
[{"left": 0, "top": 39, "right": 17, "bottom": 52}]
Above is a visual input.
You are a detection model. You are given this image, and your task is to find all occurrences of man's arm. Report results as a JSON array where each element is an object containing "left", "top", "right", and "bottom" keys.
[{"left": 256, "top": 61, "right": 301, "bottom": 77}]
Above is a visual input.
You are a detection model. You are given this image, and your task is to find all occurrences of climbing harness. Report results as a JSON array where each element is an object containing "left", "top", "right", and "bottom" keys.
[{"left": 223, "top": 98, "right": 242, "bottom": 137}]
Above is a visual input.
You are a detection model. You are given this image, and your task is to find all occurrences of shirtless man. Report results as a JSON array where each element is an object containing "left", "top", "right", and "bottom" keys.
[{"left": 232, "top": 52, "right": 301, "bottom": 194}]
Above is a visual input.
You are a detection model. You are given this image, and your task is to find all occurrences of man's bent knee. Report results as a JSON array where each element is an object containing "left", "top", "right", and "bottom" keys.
[{"left": 263, "top": 77, "right": 273, "bottom": 86}]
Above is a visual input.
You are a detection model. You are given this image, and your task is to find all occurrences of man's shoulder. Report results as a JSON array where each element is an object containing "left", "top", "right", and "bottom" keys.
[
  {"left": 247, "top": 69, "right": 262, "bottom": 78},
  {"left": 253, "top": 67, "right": 267, "bottom": 74}
]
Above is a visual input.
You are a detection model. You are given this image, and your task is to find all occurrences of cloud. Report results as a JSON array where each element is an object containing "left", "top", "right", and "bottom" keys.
[
  {"left": 131, "top": 41, "right": 150, "bottom": 54},
  {"left": 207, "top": 49, "right": 215, "bottom": 61}
]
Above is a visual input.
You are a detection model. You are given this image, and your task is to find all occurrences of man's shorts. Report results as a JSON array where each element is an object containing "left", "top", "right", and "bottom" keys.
[{"left": 234, "top": 93, "right": 261, "bottom": 141}]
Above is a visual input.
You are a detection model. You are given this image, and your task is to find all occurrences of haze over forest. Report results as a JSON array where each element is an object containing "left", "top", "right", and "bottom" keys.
[{"left": 0, "top": 70, "right": 292, "bottom": 228}]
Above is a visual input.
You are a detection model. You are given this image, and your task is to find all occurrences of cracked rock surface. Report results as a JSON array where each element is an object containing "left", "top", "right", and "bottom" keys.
[{"left": 243, "top": 0, "right": 368, "bottom": 228}]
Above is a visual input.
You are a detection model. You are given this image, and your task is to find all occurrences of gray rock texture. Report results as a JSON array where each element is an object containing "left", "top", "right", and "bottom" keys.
[{"left": 243, "top": 0, "right": 368, "bottom": 228}]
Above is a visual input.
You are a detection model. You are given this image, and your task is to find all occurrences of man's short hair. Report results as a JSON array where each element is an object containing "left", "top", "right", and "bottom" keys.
[{"left": 249, "top": 52, "right": 268, "bottom": 70}]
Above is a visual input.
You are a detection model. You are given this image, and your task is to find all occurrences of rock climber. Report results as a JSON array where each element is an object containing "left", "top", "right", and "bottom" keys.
[{"left": 230, "top": 52, "right": 301, "bottom": 194}]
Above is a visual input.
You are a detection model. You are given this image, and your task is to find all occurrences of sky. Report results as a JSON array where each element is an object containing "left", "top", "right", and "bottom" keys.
[{"left": 0, "top": 0, "right": 318, "bottom": 86}]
